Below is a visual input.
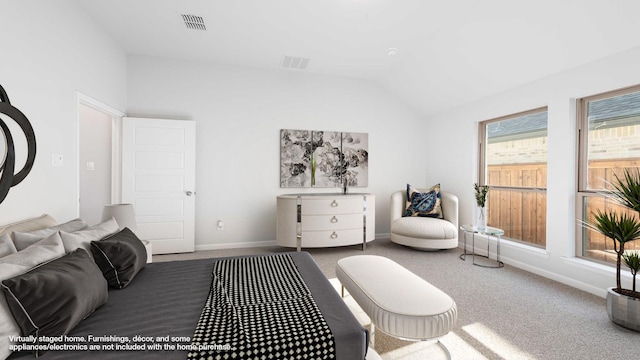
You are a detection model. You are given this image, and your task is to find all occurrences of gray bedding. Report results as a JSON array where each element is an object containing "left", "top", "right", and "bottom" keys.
[{"left": 9, "top": 252, "right": 367, "bottom": 360}]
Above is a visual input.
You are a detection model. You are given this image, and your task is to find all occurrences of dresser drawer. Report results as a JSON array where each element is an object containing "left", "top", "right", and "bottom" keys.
[
  {"left": 300, "top": 229, "right": 364, "bottom": 247},
  {"left": 301, "top": 213, "right": 362, "bottom": 231},
  {"left": 301, "top": 197, "right": 363, "bottom": 215}
]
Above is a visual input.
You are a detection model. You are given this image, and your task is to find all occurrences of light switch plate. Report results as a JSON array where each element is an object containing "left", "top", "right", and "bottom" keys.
[{"left": 52, "top": 154, "right": 63, "bottom": 167}]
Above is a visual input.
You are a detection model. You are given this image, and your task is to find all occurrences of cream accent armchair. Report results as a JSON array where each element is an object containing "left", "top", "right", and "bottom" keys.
[{"left": 390, "top": 190, "right": 459, "bottom": 250}]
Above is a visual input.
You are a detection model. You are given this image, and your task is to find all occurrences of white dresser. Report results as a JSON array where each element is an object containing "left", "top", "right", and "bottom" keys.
[{"left": 276, "top": 193, "right": 375, "bottom": 250}]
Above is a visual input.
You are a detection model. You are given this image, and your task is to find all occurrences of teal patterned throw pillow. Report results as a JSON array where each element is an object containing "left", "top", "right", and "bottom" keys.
[{"left": 403, "top": 184, "right": 444, "bottom": 218}]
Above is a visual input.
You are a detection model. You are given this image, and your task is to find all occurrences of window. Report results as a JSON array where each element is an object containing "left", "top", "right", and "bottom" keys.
[
  {"left": 479, "top": 108, "right": 548, "bottom": 247},
  {"left": 577, "top": 85, "right": 640, "bottom": 265}
]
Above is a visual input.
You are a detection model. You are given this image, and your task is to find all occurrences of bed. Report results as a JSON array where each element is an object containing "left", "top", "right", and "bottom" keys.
[{"left": 1, "top": 215, "right": 368, "bottom": 360}]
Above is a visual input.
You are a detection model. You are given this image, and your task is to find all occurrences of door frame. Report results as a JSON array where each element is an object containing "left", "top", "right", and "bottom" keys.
[{"left": 75, "top": 92, "right": 125, "bottom": 217}]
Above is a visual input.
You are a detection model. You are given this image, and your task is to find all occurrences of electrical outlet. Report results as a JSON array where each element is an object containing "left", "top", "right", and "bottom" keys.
[{"left": 217, "top": 220, "right": 224, "bottom": 230}]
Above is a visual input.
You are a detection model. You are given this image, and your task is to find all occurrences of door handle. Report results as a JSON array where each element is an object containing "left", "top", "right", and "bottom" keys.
[{"left": 185, "top": 191, "right": 194, "bottom": 196}]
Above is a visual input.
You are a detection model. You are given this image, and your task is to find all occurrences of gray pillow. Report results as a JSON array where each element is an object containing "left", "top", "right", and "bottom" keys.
[
  {"left": 0, "top": 214, "right": 57, "bottom": 237},
  {"left": 91, "top": 227, "right": 147, "bottom": 289},
  {"left": 0, "top": 232, "right": 66, "bottom": 360},
  {"left": 12, "top": 218, "right": 88, "bottom": 251},
  {"left": 0, "top": 232, "right": 65, "bottom": 270},
  {"left": 0, "top": 234, "right": 16, "bottom": 258},
  {"left": 1, "top": 249, "right": 108, "bottom": 357},
  {"left": 60, "top": 217, "right": 120, "bottom": 258}
]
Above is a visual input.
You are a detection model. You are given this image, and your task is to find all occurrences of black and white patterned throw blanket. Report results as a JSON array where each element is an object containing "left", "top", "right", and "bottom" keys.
[{"left": 187, "top": 254, "right": 336, "bottom": 360}]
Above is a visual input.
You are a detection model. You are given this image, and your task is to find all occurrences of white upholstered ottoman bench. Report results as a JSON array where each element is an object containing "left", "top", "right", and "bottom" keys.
[{"left": 336, "top": 255, "right": 458, "bottom": 358}]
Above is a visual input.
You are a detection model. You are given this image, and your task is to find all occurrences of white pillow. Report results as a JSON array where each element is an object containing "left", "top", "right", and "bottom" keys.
[
  {"left": 0, "top": 232, "right": 66, "bottom": 359},
  {"left": 0, "top": 234, "right": 17, "bottom": 258},
  {"left": 60, "top": 217, "right": 120, "bottom": 258},
  {"left": 12, "top": 218, "right": 88, "bottom": 251}
]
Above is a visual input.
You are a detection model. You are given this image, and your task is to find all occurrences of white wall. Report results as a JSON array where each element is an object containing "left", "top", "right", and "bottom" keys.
[
  {"left": 426, "top": 46, "right": 640, "bottom": 297},
  {"left": 0, "top": 0, "right": 127, "bottom": 224},
  {"left": 127, "top": 55, "right": 427, "bottom": 249}
]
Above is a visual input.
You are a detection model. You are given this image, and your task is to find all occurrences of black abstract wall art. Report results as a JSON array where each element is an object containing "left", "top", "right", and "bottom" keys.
[{"left": 0, "top": 85, "right": 36, "bottom": 204}]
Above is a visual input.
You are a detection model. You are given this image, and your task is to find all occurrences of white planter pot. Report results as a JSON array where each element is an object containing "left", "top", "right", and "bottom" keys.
[{"left": 606, "top": 287, "right": 640, "bottom": 332}]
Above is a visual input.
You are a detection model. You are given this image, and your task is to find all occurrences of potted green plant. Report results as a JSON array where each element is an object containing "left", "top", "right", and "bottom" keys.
[
  {"left": 623, "top": 252, "right": 640, "bottom": 293},
  {"left": 474, "top": 183, "right": 489, "bottom": 229},
  {"left": 585, "top": 168, "right": 640, "bottom": 331}
]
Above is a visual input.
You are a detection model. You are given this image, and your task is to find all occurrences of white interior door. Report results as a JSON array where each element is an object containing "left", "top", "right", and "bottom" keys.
[{"left": 122, "top": 117, "right": 196, "bottom": 254}]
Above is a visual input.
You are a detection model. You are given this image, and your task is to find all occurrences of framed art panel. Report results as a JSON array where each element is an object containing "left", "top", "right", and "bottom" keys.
[
  {"left": 341, "top": 132, "right": 368, "bottom": 187},
  {"left": 280, "top": 129, "right": 368, "bottom": 188},
  {"left": 280, "top": 129, "right": 312, "bottom": 187}
]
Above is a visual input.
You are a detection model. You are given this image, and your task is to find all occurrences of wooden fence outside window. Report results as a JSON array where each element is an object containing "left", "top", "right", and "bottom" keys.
[
  {"left": 487, "top": 160, "right": 640, "bottom": 263},
  {"left": 486, "top": 163, "right": 547, "bottom": 247}
]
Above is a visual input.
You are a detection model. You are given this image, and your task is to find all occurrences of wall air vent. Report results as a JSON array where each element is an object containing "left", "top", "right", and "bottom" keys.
[
  {"left": 181, "top": 14, "right": 206, "bottom": 30},
  {"left": 281, "top": 55, "right": 310, "bottom": 70}
]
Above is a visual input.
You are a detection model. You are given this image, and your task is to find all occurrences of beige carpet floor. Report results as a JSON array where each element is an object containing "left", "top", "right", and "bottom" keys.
[{"left": 154, "top": 238, "right": 638, "bottom": 360}]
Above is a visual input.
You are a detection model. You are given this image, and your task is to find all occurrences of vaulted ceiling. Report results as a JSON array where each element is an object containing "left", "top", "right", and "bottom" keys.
[{"left": 77, "top": 0, "right": 640, "bottom": 116}]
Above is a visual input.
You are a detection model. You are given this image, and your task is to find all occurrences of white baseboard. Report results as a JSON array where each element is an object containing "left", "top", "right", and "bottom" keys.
[
  {"left": 458, "top": 239, "right": 608, "bottom": 298},
  {"left": 195, "top": 240, "right": 277, "bottom": 251},
  {"left": 500, "top": 255, "right": 608, "bottom": 298}
]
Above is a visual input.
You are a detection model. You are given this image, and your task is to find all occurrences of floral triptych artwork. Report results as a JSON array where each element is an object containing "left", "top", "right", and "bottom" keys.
[{"left": 280, "top": 129, "right": 368, "bottom": 188}]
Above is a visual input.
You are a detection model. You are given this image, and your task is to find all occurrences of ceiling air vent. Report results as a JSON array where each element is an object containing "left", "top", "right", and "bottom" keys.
[
  {"left": 281, "top": 55, "right": 310, "bottom": 70},
  {"left": 181, "top": 14, "right": 206, "bottom": 31}
]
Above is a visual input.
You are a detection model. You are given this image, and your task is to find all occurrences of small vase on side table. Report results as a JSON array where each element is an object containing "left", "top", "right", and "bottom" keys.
[
  {"left": 473, "top": 183, "right": 489, "bottom": 230},
  {"left": 473, "top": 205, "right": 487, "bottom": 230}
]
